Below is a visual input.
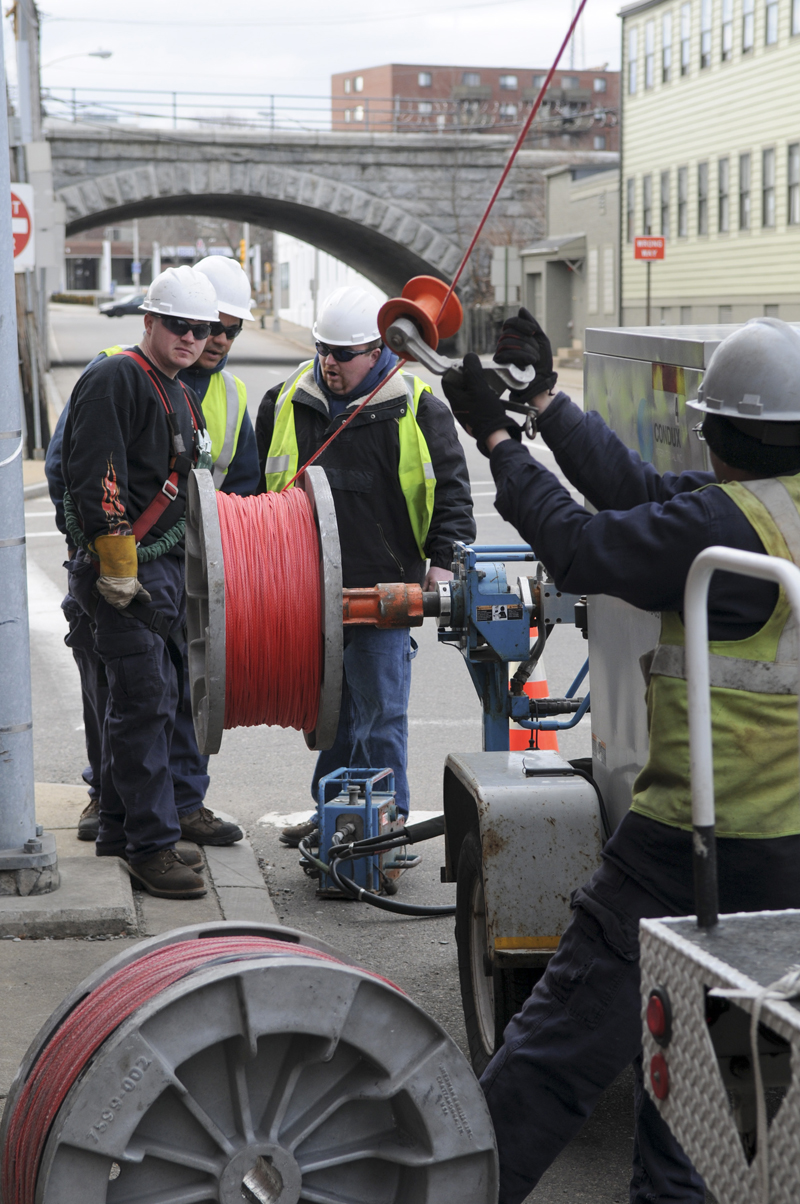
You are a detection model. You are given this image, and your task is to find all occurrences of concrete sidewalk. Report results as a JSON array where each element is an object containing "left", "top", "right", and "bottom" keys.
[{"left": 0, "top": 783, "right": 278, "bottom": 1118}]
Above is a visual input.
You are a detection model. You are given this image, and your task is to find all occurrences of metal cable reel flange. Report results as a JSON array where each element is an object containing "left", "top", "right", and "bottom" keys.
[
  {"left": 298, "top": 465, "right": 343, "bottom": 751},
  {"left": 28, "top": 944, "right": 498, "bottom": 1204},
  {"left": 185, "top": 467, "right": 225, "bottom": 754}
]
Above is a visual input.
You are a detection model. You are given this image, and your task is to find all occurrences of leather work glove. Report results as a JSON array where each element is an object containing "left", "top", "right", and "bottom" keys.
[
  {"left": 442, "top": 353, "right": 522, "bottom": 456},
  {"left": 92, "top": 533, "right": 152, "bottom": 611},
  {"left": 494, "top": 307, "right": 559, "bottom": 399}
]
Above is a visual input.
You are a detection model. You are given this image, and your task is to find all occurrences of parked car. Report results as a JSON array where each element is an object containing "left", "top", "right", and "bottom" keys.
[{"left": 99, "top": 292, "right": 147, "bottom": 317}]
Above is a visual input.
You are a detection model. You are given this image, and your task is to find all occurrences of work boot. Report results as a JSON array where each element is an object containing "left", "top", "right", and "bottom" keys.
[
  {"left": 126, "top": 848, "right": 207, "bottom": 899},
  {"left": 77, "top": 797, "right": 100, "bottom": 841},
  {"left": 96, "top": 841, "right": 204, "bottom": 871},
  {"left": 180, "top": 806, "right": 243, "bottom": 846},
  {"left": 279, "top": 819, "right": 318, "bottom": 848}
]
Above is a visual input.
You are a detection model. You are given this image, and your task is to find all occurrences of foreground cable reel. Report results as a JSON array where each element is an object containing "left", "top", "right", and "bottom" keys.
[{"left": 0, "top": 922, "right": 497, "bottom": 1204}]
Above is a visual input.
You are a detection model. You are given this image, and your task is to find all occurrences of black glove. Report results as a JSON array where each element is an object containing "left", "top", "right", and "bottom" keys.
[
  {"left": 494, "top": 307, "right": 558, "bottom": 398},
  {"left": 442, "top": 353, "right": 522, "bottom": 456}
]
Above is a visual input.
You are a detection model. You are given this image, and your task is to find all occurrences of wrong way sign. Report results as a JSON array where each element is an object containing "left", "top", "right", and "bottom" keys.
[
  {"left": 11, "top": 183, "right": 35, "bottom": 272},
  {"left": 634, "top": 236, "right": 665, "bottom": 260}
]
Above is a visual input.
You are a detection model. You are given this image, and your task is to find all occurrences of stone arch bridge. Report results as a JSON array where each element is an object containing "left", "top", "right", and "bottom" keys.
[{"left": 48, "top": 123, "right": 615, "bottom": 295}]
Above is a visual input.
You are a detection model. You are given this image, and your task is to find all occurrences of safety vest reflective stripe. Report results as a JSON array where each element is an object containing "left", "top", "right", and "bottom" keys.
[
  {"left": 206, "top": 369, "right": 246, "bottom": 488},
  {"left": 265, "top": 365, "right": 436, "bottom": 558},
  {"left": 631, "top": 472, "right": 800, "bottom": 838}
]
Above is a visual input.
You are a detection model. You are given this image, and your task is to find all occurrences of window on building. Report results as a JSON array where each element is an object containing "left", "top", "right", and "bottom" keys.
[
  {"left": 698, "top": 162, "right": 709, "bottom": 233},
  {"left": 678, "top": 166, "right": 689, "bottom": 234},
  {"left": 739, "top": 153, "right": 752, "bottom": 227},
  {"left": 499, "top": 74, "right": 518, "bottom": 89},
  {"left": 763, "top": 147, "right": 776, "bottom": 225},
  {"left": 626, "top": 177, "right": 635, "bottom": 241},
  {"left": 344, "top": 79, "right": 351, "bottom": 94},
  {"left": 344, "top": 109, "right": 351, "bottom": 122},
  {"left": 764, "top": 303, "right": 779, "bottom": 316},
  {"left": 789, "top": 143, "right": 800, "bottom": 224},
  {"left": 766, "top": 0, "right": 779, "bottom": 43},
  {"left": 681, "top": 2, "right": 692, "bottom": 72},
  {"left": 561, "top": 75, "right": 580, "bottom": 89},
  {"left": 719, "top": 305, "right": 733, "bottom": 321},
  {"left": 701, "top": 0, "right": 712, "bottom": 66},
  {"left": 354, "top": 76, "right": 364, "bottom": 92},
  {"left": 663, "top": 10, "right": 673, "bottom": 81},
  {"left": 680, "top": 305, "right": 692, "bottom": 323},
  {"left": 718, "top": 157, "right": 730, "bottom": 231},
  {"left": 354, "top": 105, "right": 364, "bottom": 122},
  {"left": 499, "top": 103, "right": 518, "bottom": 120},
  {"left": 418, "top": 101, "right": 433, "bottom": 114},
  {"left": 418, "top": 71, "right": 432, "bottom": 87},
  {"left": 661, "top": 170, "right": 671, "bottom": 237},
  {"left": 462, "top": 71, "right": 481, "bottom": 86},
  {"left": 594, "top": 134, "right": 607, "bottom": 149},
  {"left": 722, "top": 0, "right": 733, "bottom": 57},
  {"left": 645, "top": 20, "right": 655, "bottom": 86},
  {"left": 588, "top": 247, "right": 599, "bottom": 314},
  {"left": 593, "top": 76, "right": 607, "bottom": 91},
  {"left": 794, "top": 0, "right": 800, "bottom": 35},
  {"left": 743, "top": 0, "right": 755, "bottom": 49},
  {"left": 603, "top": 245, "right": 615, "bottom": 313},
  {"left": 532, "top": 73, "right": 547, "bottom": 87},
  {"left": 628, "top": 28, "right": 638, "bottom": 93},
  {"left": 642, "top": 174, "right": 653, "bottom": 234}
]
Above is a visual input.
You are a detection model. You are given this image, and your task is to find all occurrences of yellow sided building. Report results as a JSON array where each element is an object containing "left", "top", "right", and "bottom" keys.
[{"left": 620, "top": 0, "right": 800, "bottom": 323}]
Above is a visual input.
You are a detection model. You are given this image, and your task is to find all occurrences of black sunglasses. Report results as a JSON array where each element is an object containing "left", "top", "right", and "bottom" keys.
[
  {"left": 315, "top": 340, "right": 377, "bottom": 363},
  {"left": 209, "top": 320, "right": 243, "bottom": 340},
  {"left": 158, "top": 314, "right": 211, "bottom": 340}
]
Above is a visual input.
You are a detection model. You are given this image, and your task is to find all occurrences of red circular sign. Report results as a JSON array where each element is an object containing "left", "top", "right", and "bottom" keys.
[{"left": 11, "top": 190, "right": 31, "bottom": 258}]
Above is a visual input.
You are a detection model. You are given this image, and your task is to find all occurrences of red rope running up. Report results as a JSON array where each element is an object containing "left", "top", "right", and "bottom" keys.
[
  {"left": 217, "top": 488, "right": 322, "bottom": 732},
  {"left": 2, "top": 936, "right": 350, "bottom": 1204}
]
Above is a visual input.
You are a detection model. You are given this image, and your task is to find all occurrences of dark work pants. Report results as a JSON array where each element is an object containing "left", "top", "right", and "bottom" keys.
[
  {"left": 480, "top": 861, "right": 705, "bottom": 1204},
  {"left": 69, "top": 552, "right": 208, "bottom": 863},
  {"left": 63, "top": 559, "right": 209, "bottom": 824}
]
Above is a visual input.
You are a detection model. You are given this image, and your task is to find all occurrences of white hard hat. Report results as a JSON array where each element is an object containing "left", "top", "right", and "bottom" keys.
[
  {"left": 194, "top": 255, "right": 254, "bottom": 321},
  {"left": 312, "top": 286, "right": 381, "bottom": 346},
  {"left": 687, "top": 318, "right": 800, "bottom": 425},
  {"left": 140, "top": 266, "right": 219, "bottom": 323}
]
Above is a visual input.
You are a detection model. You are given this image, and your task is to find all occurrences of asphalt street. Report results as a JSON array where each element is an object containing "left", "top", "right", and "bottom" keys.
[{"left": 25, "top": 303, "right": 640, "bottom": 1203}]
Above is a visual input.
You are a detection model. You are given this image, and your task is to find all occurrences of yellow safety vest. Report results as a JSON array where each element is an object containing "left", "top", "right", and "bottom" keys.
[
  {"left": 100, "top": 346, "right": 246, "bottom": 489},
  {"left": 632, "top": 474, "right": 800, "bottom": 838},
  {"left": 264, "top": 364, "right": 436, "bottom": 559}
]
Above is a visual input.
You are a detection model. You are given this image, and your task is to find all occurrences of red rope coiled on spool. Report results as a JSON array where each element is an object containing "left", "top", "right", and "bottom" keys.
[
  {"left": 2, "top": 935, "right": 402, "bottom": 1204},
  {"left": 217, "top": 488, "right": 322, "bottom": 732}
]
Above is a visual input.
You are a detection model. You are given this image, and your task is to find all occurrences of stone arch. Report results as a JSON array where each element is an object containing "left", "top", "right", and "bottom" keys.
[{"left": 58, "top": 161, "right": 465, "bottom": 295}]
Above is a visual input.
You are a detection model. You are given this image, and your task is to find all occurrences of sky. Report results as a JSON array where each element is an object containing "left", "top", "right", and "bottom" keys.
[{"left": 3, "top": 0, "right": 623, "bottom": 128}]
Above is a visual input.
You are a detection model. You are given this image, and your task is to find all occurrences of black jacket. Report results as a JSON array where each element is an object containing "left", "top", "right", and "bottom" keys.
[
  {"left": 256, "top": 367, "right": 475, "bottom": 587},
  {"left": 62, "top": 349, "right": 203, "bottom": 548}
]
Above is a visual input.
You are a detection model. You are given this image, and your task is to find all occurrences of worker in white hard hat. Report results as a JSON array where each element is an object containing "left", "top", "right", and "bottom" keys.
[
  {"left": 47, "top": 256, "right": 260, "bottom": 847},
  {"left": 255, "top": 284, "right": 475, "bottom": 847},
  {"left": 61, "top": 266, "right": 243, "bottom": 901},
  {"left": 442, "top": 313, "right": 800, "bottom": 1203}
]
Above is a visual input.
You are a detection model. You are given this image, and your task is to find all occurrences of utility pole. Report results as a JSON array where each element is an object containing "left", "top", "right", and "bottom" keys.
[
  {"left": 0, "top": 11, "right": 58, "bottom": 891},
  {"left": 132, "top": 218, "right": 140, "bottom": 288}
]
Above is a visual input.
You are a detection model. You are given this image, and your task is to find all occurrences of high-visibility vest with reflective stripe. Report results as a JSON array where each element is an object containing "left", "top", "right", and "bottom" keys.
[
  {"left": 631, "top": 474, "right": 800, "bottom": 838},
  {"left": 264, "top": 364, "right": 436, "bottom": 558},
  {"left": 100, "top": 347, "right": 245, "bottom": 490}
]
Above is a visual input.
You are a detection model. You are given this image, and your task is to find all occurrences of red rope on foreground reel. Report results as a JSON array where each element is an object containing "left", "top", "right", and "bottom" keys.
[
  {"left": 2, "top": 936, "right": 401, "bottom": 1204},
  {"left": 217, "top": 488, "right": 322, "bottom": 732}
]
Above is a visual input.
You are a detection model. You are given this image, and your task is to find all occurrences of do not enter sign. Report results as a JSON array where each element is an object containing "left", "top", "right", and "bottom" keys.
[
  {"left": 10, "top": 183, "right": 35, "bottom": 272},
  {"left": 634, "top": 236, "right": 665, "bottom": 260}
]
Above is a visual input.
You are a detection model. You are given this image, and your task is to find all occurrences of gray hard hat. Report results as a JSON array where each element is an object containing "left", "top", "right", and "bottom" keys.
[{"left": 687, "top": 318, "right": 800, "bottom": 436}]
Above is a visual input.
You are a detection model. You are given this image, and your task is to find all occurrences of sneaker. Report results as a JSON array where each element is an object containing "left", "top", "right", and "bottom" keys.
[
  {"left": 179, "top": 806, "right": 243, "bottom": 846},
  {"left": 77, "top": 797, "right": 100, "bottom": 842},
  {"left": 279, "top": 819, "right": 318, "bottom": 848},
  {"left": 126, "top": 848, "right": 207, "bottom": 899},
  {"left": 96, "top": 841, "right": 204, "bottom": 871}
]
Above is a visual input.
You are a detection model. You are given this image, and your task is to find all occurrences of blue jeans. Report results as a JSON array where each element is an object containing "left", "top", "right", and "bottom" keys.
[
  {"left": 312, "top": 627, "right": 414, "bottom": 816},
  {"left": 481, "top": 860, "right": 704, "bottom": 1204}
]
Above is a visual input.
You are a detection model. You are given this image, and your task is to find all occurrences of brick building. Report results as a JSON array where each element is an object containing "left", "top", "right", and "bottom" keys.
[{"left": 330, "top": 63, "right": 619, "bottom": 151}]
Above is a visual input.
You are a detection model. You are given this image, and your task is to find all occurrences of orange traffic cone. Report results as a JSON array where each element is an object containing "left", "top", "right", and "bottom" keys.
[{"left": 509, "top": 629, "right": 559, "bottom": 752}]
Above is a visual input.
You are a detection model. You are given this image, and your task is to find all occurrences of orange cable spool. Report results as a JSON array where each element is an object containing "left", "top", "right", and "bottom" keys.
[{"left": 377, "top": 275, "right": 463, "bottom": 354}]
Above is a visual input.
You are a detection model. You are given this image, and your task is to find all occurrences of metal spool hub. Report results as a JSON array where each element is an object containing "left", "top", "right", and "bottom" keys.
[
  {"left": 185, "top": 466, "right": 343, "bottom": 755},
  {"left": 5, "top": 926, "right": 497, "bottom": 1204}
]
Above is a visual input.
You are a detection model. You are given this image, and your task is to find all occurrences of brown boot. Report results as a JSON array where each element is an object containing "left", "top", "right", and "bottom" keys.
[
  {"left": 126, "top": 848, "right": 207, "bottom": 899},
  {"left": 180, "top": 806, "right": 243, "bottom": 846},
  {"left": 77, "top": 797, "right": 100, "bottom": 841},
  {"left": 97, "top": 842, "right": 204, "bottom": 872}
]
